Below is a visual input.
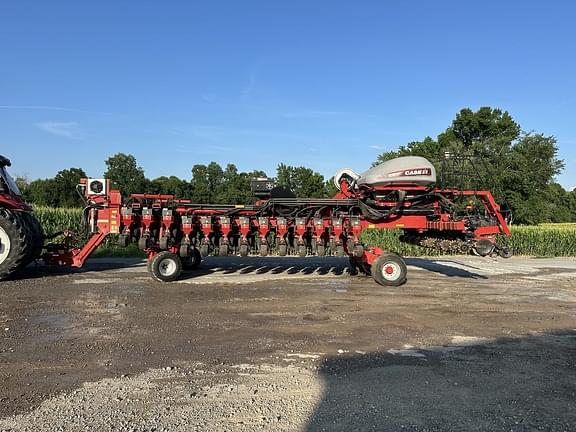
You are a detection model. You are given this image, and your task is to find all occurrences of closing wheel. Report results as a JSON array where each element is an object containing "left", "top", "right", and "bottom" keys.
[
  {"left": 278, "top": 243, "right": 287, "bottom": 257},
  {"left": 200, "top": 243, "right": 210, "bottom": 257},
  {"left": 159, "top": 236, "right": 169, "bottom": 250},
  {"left": 371, "top": 253, "right": 407, "bottom": 287},
  {"left": 361, "top": 263, "right": 372, "bottom": 276},
  {"left": 182, "top": 247, "right": 202, "bottom": 270},
  {"left": 138, "top": 237, "right": 149, "bottom": 251},
  {"left": 179, "top": 244, "right": 189, "bottom": 258},
  {"left": 473, "top": 239, "right": 495, "bottom": 257},
  {"left": 498, "top": 246, "right": 513, "bottom": 259},
  {"left": 239, "top": 243, "right": 249, "bottom": 257},
  {"left": 298, "top": 244, "right": 307, "bottom": 257},
  {"left": 336, "top": 245, "right": 345, "bottom": 257},
  {"left": 317, "top": 244, "right": 326, "bottom": 256},
  {"left": 118, "top": 234, "right": 129, "bottom": 248},
  {"left": 219, "top": 243, "right": 229, "bottom": 256},
  {"left": 149, "top": 251, "right": 182, "bottom": 282},
  {"left": 260, "top": 244, "right": 268, "bottom": 257}
]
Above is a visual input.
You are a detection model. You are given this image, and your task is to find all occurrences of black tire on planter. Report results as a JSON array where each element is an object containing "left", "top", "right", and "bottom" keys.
[
  {"left": 0, "top": 209, "right": 30, "bottom": 280},
  {"left": 149, "top": 251, "right": 182, "bottom": 282},
  {"left": 371, "top": 253, "right": 408, "bottom": 287},
  {"left": 182, "top": 247, "right": 202, "bottom": 270},
  {"left": 361, "top": 263, "right": 372, "bottom": 276}
]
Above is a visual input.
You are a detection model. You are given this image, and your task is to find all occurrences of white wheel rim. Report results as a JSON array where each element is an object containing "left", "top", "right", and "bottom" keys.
[
  {"left": 381, "top": 262, "right": 400, "bottom": 281},
  {"left": 0, "top": 226, "right": 11, "bottom": 265},
  {"left": 159, "top": 258, "right": 177, "bottom": 276}
]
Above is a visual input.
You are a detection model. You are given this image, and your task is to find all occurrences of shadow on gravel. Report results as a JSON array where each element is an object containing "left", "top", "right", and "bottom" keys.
[
  {"left": 6, "top": 259, "right": 147, "bottom": 281},
  {"left": 306, "top": 331, "right": 576, "bottom": 431},
  {"left": 406, "top": 258, "right": 488, "bottom": 279},
  {"left": 179, "top": 256, "right": 351, "bottom": 280},
  {"left": 11, "top": 256, "right": 489, "bottom": 282}
]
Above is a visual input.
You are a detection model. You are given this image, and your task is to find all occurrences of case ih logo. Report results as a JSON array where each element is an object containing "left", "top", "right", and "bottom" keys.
[{"left": 388, "top": 168, "right": 432, "bottom": 178}]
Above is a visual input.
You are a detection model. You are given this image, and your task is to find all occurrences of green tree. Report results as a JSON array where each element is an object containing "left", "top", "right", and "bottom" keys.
[
  {"left": 53, "top": 168, "right": 87, "bottom": 207},
  {"left": 25, "top": 179, "right": 57, "bottom": 207},
  {"left": 373, "top": 107, "right": 566, "bottom": 224},
  {"left": 275, "top": 164, "right": 328, "bottom": 198},
  {"left": 191, "top": 162, "right": 267, "bottom": 204},
  {"left": 149, "top": 176, "right": 191, "bottom": 197},
  {"left": 104, "top": 153, "right": 148, "bottom": 196},
  {"left": 24, "top": 168, "right": 87, "bottom": 207}
]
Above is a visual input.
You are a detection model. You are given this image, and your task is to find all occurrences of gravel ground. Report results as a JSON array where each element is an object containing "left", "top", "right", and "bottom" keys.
[{"left": 0, "top": 256, "right": 575, "bottom": 431}]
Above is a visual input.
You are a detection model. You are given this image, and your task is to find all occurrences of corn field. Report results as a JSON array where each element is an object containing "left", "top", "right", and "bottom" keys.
[{"left": 32, "top": 207, "right": 576, "bottom": 258}]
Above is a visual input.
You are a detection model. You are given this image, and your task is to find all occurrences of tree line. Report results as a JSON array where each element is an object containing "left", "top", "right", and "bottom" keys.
[
  {"left": 18, "top": 155, "right": 337, "bottom": 208},
  {"left": 17, "top": 106, "right": 576, "bottom": 225}
]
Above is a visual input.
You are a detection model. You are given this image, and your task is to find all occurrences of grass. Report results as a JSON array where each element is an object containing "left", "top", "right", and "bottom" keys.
[{"left": 31, "top": 207, "right": 576, "bottom": 258}]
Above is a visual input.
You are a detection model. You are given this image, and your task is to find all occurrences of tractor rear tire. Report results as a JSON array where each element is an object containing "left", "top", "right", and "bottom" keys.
[
  {"left": 21, "top": 212, "right": 44, "bottom": 261},
  {"left": 371, "top": 253, "right": 407, "bottom": 287},
  {"left": 0, "top": 209, "right": 30, "bottom": 280},
  {"left": 149, "top": 251, "right": 182, "bottom": 282}
]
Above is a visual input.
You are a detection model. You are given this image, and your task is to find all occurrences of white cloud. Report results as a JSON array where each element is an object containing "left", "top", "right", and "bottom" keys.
[
  {"left": 370, "top": 145, "right": 386, "bottom": 150},
  {"left": 36, "top": 121, "right": 82, "bottom": 139}
]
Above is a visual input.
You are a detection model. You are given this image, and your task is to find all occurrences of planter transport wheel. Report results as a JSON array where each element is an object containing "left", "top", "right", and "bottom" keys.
[
  {"left": 371, "top": 253, "right": 407, "bottom": 287},
  {"left": 149, "top": 251, "right": 182, "bottom": 282}
]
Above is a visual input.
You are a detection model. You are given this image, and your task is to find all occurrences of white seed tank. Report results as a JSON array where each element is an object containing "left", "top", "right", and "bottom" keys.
[{"left": 335, "top": 156, "right": 437, "bottom": 190}]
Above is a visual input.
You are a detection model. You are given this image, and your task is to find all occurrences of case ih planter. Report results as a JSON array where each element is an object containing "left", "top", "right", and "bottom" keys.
[{"left": 2, "top": 155, "right": 511, "bottom": 286}]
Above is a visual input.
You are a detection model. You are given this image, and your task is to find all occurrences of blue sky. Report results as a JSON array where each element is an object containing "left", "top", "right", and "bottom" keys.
[{"left": 1, "top": 1, "right": 575, "bottom": 189}]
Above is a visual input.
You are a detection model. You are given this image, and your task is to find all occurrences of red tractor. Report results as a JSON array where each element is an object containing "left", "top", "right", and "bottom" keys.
[{"left": 0, "top": 155, "right": 44, "bottom": 279}]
